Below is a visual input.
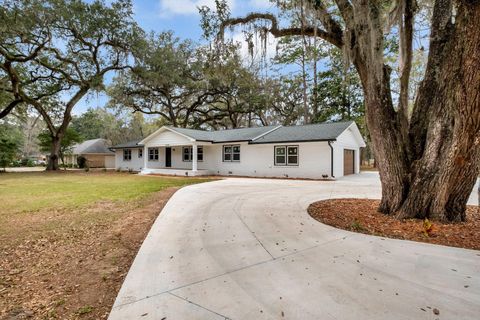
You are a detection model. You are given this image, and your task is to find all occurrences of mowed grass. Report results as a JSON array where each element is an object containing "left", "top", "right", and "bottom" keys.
[
  {"left": 0, "top": 171, "right": 214, "bottom": 319},
  {"left": 0, "top": 171, "right": 212, "bottom": 219}
]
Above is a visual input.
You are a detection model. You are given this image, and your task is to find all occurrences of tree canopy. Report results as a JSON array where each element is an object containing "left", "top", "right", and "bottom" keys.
[
  {"left": 0, "top": 120, "right": 23, "bottom": 170},
  {"left": 0, "top": 0, "right": 141, "bottom": 169},
  {"left": 108, "top": 32, "right": 269, "bottom": 129}
]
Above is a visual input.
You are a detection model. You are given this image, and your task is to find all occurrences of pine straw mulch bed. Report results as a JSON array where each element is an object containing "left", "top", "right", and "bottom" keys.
[{"left": 308, "top": 199, "right": 480, "bottom": 251}]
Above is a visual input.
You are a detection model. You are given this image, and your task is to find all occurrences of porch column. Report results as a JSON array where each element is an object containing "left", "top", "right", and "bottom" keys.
[
  {"left": 143, "top": 146, "right": 148, "bottom": 170},
  {"left": 192, "top": 144, "right": 198, "bottom": 172}
]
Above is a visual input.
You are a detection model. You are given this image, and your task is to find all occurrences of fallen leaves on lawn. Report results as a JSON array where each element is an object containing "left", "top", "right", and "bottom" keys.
[{"left": 0, "top": 188, "right": 178, "bottom": 320}]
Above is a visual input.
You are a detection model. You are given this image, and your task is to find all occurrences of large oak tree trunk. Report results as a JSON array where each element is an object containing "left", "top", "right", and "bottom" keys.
[
  {"left": 397, "top": 0, "right": 480, "bottom": 221},
  {"left": 46, "top": 136, "right": 61, "bottom": 171},
  {"left": 352, "top": 0, "right": 480, "bottom": 222},
  {"left": 348, "top": 3, "right": 411, "bottom": 217}
]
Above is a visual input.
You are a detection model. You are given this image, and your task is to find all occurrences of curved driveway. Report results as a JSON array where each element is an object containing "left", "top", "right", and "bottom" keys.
[{"left": 109, "top": 173, "right": 480, "bottom": 320}]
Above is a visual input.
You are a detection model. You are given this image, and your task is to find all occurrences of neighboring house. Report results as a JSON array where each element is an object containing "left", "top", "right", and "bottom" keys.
[
  {"left": 66, "top": 138, "right": 115, "bottom": 168},
  {"left": 110, "top": 121, "right": 366, "bottom": 179}
]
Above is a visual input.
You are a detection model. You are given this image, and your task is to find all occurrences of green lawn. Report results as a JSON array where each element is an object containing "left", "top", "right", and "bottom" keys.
[
  {"left": 0, "top": 171, "right": 214, "bottom": 319},
  {"left": 0, "top": 171, "right": 212, "bottom": 217}
]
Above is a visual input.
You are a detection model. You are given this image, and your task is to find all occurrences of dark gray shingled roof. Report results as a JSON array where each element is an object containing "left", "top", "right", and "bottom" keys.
[
  {"left": 110, "top": 139, "right": 143, "bottom": 149},
  {"left": 72, "top": 139, "right": 114, "bottom": 154},
  {"left": 111, "top": 121, "right": 354, "bottom": 148},
  {"left": 250, "top": 121, "right": 354, "bottom": 144},
  {"left": 167, "top": 126, "right": 278, "bottom": 143}
]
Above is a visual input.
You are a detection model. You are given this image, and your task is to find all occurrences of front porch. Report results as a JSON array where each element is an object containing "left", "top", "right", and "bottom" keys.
[{"left": 140, "top": 140, "right": 211, "bottom": 176}]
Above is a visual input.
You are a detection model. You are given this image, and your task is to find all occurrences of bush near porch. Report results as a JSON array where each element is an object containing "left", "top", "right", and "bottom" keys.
[{"left": 0, "top": 171, "right": 212, "bottom": 319}]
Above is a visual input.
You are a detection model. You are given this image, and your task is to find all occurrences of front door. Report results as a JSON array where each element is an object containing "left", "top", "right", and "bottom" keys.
[{"left": 165, "top": 147, "right": 172, "bottom": 167}]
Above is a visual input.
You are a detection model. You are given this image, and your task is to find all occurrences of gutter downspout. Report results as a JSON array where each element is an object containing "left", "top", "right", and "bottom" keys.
[{"left": 328, "top": 141, "right": 335, "bottom": 178}]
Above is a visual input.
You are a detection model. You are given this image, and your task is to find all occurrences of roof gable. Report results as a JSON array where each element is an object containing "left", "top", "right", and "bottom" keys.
[
  {"left": 138, "top": 126, "right": 195, "bottom": 145},
  {"left": 336, "top": 122, "right": 367, "bottom": 147}
]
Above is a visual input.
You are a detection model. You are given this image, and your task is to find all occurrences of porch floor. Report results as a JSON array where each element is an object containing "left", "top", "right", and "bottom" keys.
[{"left": 140, "top": 168, "right": 212, "bottom": 177}]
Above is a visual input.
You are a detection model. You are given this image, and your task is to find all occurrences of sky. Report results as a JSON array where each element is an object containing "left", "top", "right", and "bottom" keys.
[
  {"left": 74, "top": 0, "right": 279, "bottom": 114},
  {"left": 136, "top": 0, "right": 274, "bottom": 38},
  {"left": 57, "top": 0, "right": 429, "bottom": 116}
]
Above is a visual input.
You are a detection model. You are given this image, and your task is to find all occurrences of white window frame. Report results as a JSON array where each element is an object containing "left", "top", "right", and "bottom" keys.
[
  {"left": 123, "top": 149, "right": 132, "bottom": 161},
  {"left": 223, "top": 145, "right": 240, "bottom": 162},
  {"left": 274, "top": 146, "right": 286, "bottom": 166},
  {"left": 148, "top": 148, "right": 159, "bottom": 161},
  {"left": 182, "top": 146, "right": 203, "bottom": 162},
  {"left": 274, "top": 145, "right": 298, "bottom": 166},
  {"left": 138, "top": 148, "right": 143, "bottom": 158}
]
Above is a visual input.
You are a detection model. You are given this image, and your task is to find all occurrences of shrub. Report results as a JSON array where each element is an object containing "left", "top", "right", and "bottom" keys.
[
  {"left": 11, "top": 160, "right": 22, "bottom": 167},
  {"left": 20, "top": 158, "right": 36, "bottom": 167}
]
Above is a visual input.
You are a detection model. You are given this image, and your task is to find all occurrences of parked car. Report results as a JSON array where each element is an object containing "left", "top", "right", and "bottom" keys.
[{"left": 35, "top": 159, "right": 47, "bottom": 166}]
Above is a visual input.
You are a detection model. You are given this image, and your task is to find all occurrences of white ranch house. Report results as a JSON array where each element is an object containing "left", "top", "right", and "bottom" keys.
[{"left": 111, "top": 121, "right": 366, "bottom": 179}]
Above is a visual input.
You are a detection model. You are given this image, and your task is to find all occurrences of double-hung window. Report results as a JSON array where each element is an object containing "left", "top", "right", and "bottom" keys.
[
  {"left": 223, "top": 145, "right": 240, "bottom": 162},
  {"left": 274, "top": 146, "right": 298, "bottom": 166},
  {"left": 123, "top": 149, "right": 132, "bottom": 161},
  {"left": 183, "top": 147, "right": 190, "bottom": 161},
  {"left": 182, "top": 147, "right": 203, "bottom": 162},
  {"left": 148, "top": 148, "right": 159, "bottom": 161},
  {"left": 138, "top": 149, "right": 143, "bottom": 158}
]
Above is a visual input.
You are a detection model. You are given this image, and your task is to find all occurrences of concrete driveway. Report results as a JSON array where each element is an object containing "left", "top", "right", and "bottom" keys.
[
  {"left": 5, "top": 166, "right": 46, "bottom": 172},
  {"left": 109, "top": 172, "right": 480, "bottom": 320}
]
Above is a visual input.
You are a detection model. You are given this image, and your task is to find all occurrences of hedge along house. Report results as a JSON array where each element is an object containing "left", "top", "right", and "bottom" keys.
[{"left": 110, "top": 121, "right": 366, "bottom": 179}]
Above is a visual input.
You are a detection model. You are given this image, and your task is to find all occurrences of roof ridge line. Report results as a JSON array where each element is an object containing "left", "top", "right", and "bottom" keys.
[
  {"left": 170, "top": 125, "right": 278, "bottom": 132},
  {"left": 213, "top": 125, "right": 277, "bottom": 132},
  {"left": 167, "top": 126, "right": 208, "bottom": 132},
  {"left": 280, "top": 120, "right": 354, "bottom": 128}
]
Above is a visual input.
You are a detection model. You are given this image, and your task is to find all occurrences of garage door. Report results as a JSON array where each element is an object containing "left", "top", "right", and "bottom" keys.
[
  {"left": 105, "top": 155, "right": 116, "bottom": 168},
  {"left": 343, "top": 149, "right": 355, "bottom": 175}
]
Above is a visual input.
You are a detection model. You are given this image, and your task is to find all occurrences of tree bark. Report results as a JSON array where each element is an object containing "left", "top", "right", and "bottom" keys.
[
  {"left": 345, "top": 2, "right": 411, "bottom": 216},
  {"left": 299, "top": 0, "right": 310, "bottom": 124},
  {"left": 397, "top": 0, "right": 480, "bottom": 221},
  {"left": 358, "top": 0, "right": 480, "bottom": 221},
  {"left": 312, "top": 21, "right": 319, "bottom": 119},
  {"left": 47, "top": 135, "right": 61, "bottom": 171}
]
